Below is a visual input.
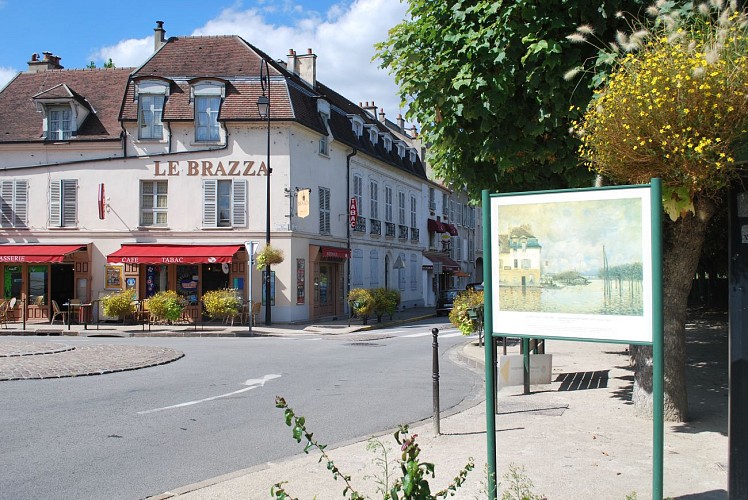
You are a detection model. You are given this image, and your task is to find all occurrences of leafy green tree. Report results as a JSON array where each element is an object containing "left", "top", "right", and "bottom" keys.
[
  {"left": 574, "top": 1, "right": 748, "bottom": 421},
  {"left": 376, "top": 0, "right": 647, "bottom": 197}
]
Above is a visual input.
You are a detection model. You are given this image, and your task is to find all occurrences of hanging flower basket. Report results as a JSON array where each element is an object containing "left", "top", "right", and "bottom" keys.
[{"left": 255, "top": 245, "right": 284, "bottom": 270}]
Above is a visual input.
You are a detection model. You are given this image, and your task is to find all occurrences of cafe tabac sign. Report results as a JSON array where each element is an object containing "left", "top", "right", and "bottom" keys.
[{"left": 151, "top": 159, "right": 269, "bottom": 177}]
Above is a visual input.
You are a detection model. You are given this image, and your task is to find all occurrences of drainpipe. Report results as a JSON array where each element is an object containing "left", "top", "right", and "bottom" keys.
[{"left": 346, "top": 148, "right": 357, "bottom": 324}]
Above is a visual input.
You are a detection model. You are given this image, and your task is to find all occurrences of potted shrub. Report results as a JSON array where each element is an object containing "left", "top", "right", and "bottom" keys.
[
  {"left": 147, "top": 290, "right": 186, "bottom": 324},
  {"left": 255, "top": 245, "right": 284, "bottom": 270},
  {"left": 101, "top": 289, "right": 136, "bottom": 322},
  {"left": 347, "top": 288, "right": 374, "bottom": 324},
  {"left": 449, "top": 289, "right": 484, "bottom": 344},
  {"left": 372, "top": 287, "right": 400, "bottom": 323},
  {"left": 202, "top": 288, "right": 241, "bottom": 323}
]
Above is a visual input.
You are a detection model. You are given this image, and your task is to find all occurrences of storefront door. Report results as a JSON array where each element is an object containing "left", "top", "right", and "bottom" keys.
[{"left": 316, "top": 263, "right": 336, "bottom": 318}]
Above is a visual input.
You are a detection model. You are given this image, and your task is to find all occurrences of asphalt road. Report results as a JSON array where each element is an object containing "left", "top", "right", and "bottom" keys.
[{"left": 0, "top": 319, "right": 482, "bottom": 500}]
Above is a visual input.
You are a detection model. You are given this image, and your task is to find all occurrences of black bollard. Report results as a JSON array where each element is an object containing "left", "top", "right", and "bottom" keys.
[{"left": 432, "top": 327, "right": 440, "bottom": 435}]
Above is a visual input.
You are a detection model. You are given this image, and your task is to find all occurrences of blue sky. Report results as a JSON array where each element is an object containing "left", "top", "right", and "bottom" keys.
[{"left": 0, "top": 0, "right": 410, "bottom": 126}]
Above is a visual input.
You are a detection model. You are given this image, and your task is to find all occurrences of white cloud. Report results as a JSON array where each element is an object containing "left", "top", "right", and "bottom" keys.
[
  {"left": 90, "top": 0, "right": 410, "bottom": 127},
  {"left": 0, "top": 67, "right": 18, "bottom": 90}
]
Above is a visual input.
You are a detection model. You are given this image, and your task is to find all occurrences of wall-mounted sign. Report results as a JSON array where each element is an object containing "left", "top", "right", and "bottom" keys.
[
  {"left": 349, "top": 197, "right": 358, "bottom": 229},
  {"left": 105, "top": 265, "right": 124, "bottom": 290},
  {"left": 150, "top": 160, "right": 269, "bottom": 177},
  {"left": 297, "top": 189, "right": 311, "bottom": 218}
]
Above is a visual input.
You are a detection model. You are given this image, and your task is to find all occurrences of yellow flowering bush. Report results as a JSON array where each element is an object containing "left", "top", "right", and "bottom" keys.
[
  {"left": 202, "top": 289, "right": 241, "bottom": 321},
  {"left": 101, "top": 289, "right": 136, "bottom": 322},
  {"left": 573, "top": 2, "right": 748, "bottom": 219},
  {"left": 255, "top": 245, "right": 284, "bottom": 270}
]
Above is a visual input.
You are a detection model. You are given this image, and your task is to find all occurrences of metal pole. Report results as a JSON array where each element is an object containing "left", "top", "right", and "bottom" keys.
[
  {"left": 432, "top": 327, "right": 441, "bottom": 435},
  {"left": 263, "top": 61, "right": 272, "bottom": 326},
  {"left": 522, "top": 338, "right": 531, "bottom": 394},
  {"left": 651, "top": 178, "right": 664, "bottom": 500},
  {"left": 246, "top": 241, "right": 258, "bottom": 334},
  {"left": 22, "top": 298, "right": 26, "bottom": 331},
  {"left": 482, "top": 189, "right": 498, "bottom": 499}
]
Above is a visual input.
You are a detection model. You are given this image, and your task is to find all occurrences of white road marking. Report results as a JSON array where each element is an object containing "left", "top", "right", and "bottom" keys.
[
  {"left": 401, "top": 331, "right": 465, "bottom": 338},
  {"left": 137, "top": 374, "right": 282, "bottom": 415}
]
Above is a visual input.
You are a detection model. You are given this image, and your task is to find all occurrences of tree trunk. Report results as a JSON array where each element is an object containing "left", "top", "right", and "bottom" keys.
[{"left": 631, "top": 195, "right": 718, "bottom": 422}]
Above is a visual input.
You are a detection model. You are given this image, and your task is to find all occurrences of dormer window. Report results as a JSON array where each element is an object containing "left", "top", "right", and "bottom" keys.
[
  {"left": 365, "top": 125, "right": 379, "bottom": 145},
  {"left": 381, "top": 133, "right": 393, "bottom": 152},
  {"left": 318, "top": 99, "right": 331, "bottom": 156},
  {"left": 409, "top": 148, "right": 418, "bottom": 163},
  {"left": 192, "top": 81, "right": 225, "bottom": 142},
  {"left": 135, "top": 79, "right": 169, "bottom": 140},
  {"left": 32, "top": 83, "right": 92, "bottom": 141},
  {"left": 395, "top": 141, "right": 406, "bottom": 158},
  {"left": 349, "top": 114, "right": 364, "bottom": 137}
]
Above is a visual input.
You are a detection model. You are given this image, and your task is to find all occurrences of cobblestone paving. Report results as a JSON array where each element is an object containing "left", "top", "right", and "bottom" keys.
[{"left": 0, "top": 341, "right": 184, "bottom": 381}]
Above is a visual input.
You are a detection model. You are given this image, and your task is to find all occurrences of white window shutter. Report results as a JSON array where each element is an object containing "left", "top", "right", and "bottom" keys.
[
  {"left": 14, "top": 180, "right": 28, "bottom": 227},
  {"left": 62, "top": 180, "right": 77, "bottom": 227},
  {"left": 232, "top": 179, "right": 247, "bottom": 227},
  {"left": 1, "top": 181, "right": 13, "bottom": 227},
  {"left": 203, "top": 179, "right": 217, "bottom": 227},
  {"left": 50, "top": 180, "right": 62, "bottom": 227}
]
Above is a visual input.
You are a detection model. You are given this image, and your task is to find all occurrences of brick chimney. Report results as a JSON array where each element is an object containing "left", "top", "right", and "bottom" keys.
[
  {"left": 361, "top": 101, "right": 378, "bottom": 120},
  {"left": 291, "top": 48, "right": 316, "bottom": 87},
  {"left": 397, "top": 113, "right": 405, "bottom": 132},
  {"left": 154, "top": 21, "right": 166, "bottom": 51},
  {"left": 27, "top": 52, "right": 63, "bottom": 72}
]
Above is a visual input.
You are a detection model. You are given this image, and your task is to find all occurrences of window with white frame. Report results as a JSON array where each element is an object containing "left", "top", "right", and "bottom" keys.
[
  {"left": 385, "top": 186, "right": 393, "bottom": 223},
  {"left": 409, "top": 148, "right": 417, "bottom": 163},
  {"left": 429, "top": 188, "right": 435, "bottom": 211},
  {"left": 410, "top": 254, "right": 417, "bottom": 290},
  {"left": 369, "top": 250, "right": 379, "bottom": 285},
  {"left": 138, "top": 95, "right": 165, "bottom": 140},
  {"left": 0, "top": 180, "right": 28, "bottom": 228},
  {"left": 48, "top": 106, "right": 72, "bottom": 140},
  {"left": 353, "top": 174, "right": 363, "bottom": 217},
  {"left": 350, "top": 115, "right": 364, "bottom": 137},
  {"left": 410, "top": 194, "right": 417, "bottom": 228},
  {"left": 468, "top": 239, "right": 475, "bottom": 261},
  {"left": 455, "top": 236, "right": 463, "bottom": 261},
  {"left": 449, "top": 200, "right": 455, "bottom": 223},
  {"left": 383, "top": 134, "right": 392, "bottom": 152},
  {"left": 319, "top": 111, "right": 330, "bottom": 156},
  {"left": 369, "top": 127, "right": 379, "bottom": 144},
  {"left": 319, "top": 186, "right": 331, "bottom": 233},
  {"left": 195, "top": 96, "right": 221, "bottom": 142},
  {"left": 50, "top": 179, "right": 77, "bottom": 228},
  {"left": 442, "top": 193, "right": 449, "bottom": 217},
  {"left": 370, "top": 180, "right": 379, "bottom": 220},
  {"left": 352, "top": 249, "right": 363, "bottom": 286},
  {"left": 202, "top": 179, "right": 247, "bottom": 228},
  {"left": 456, "top": 203, "right": 463, "bottom": 227},
  {"left": 193, "top": 81, "right": 224, "bottom": 142},
  {"left": 398, "top": 191, "right": 406, "bottom": 226},
  {"left": 396, "top": 141, "right": 406, "bottom": 158},
  {"left": 140, "top": 180, "right": 168, "bottom": 226}
]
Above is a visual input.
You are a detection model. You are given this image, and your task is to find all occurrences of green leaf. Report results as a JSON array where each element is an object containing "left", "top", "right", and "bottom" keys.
[{"left": 292, "top": 425, "right": 303, "bottom": 442}]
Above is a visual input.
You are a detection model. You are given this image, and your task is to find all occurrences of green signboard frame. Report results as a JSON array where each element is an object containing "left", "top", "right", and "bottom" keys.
[{"left": 481, "top": 179, "right": 663, "bottom": 499}]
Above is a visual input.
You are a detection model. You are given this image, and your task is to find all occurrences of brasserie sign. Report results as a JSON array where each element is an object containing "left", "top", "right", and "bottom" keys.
[{"left": 151, "top": 160, "right": 269, "bottom": 177}]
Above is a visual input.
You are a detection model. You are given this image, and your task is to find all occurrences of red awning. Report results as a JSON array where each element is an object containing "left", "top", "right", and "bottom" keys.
[
  {"left": 445, "top": 224, "right": 459, "bottom": 236},
  {"left": 107, "top": 244, "right": 241, "bottom": 264},
  {"left": 427, "top": 219, "right": 447, "bottom": 233},
  {"left": 320, "top": 246, "right": 351, "bottom": 260},
  {"left": 423, "top": 251, "right": 461, "bottom": 272},
  {"left": 0, "top": 244, "right": 85, "bottom": 263}
]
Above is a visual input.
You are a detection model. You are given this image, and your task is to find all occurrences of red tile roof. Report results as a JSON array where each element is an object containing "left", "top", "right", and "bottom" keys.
[{"left": 0, "top": 68, "right": 132, "bottom": 143}]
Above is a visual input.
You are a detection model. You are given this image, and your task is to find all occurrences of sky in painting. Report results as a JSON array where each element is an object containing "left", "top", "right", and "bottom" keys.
[
  {"left": 498, "top": 198, "right": 644, "bottom": 276},
  {"left": 0, "top": 0, "right": 410, "bottom": 127}
]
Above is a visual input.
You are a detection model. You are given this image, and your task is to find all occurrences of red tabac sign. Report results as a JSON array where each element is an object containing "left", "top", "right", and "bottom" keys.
[{"left": 349, "top": 198, "right": 358, "bottom": 229}]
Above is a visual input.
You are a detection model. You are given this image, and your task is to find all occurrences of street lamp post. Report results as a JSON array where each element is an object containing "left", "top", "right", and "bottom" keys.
[{"left": 257, "top": 59, "right": 272, "bottom": 325}]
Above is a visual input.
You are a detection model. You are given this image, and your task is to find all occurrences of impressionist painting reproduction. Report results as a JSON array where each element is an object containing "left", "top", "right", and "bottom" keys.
[{"left": 490, "top": 186, "right": 655, "bottom": 343}]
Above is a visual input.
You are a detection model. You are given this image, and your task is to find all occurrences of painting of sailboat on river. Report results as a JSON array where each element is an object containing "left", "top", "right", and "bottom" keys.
[{"left": 496, "top": 197, "right": 645, "bottom": 316}]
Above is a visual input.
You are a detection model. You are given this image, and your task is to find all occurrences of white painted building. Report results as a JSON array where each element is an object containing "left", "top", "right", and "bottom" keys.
[{"left": 0, "top": 23, "right": 470, "bottom": 323}]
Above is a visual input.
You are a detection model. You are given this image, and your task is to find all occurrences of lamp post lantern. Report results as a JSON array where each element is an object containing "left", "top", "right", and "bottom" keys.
[{"left": 257, "top": 59, "right": 272, "bottom": 325}]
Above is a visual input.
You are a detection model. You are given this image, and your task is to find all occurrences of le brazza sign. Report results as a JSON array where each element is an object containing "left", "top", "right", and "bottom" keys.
[{"left": 107, "top": 244, "right": 241, "bottom": 265}]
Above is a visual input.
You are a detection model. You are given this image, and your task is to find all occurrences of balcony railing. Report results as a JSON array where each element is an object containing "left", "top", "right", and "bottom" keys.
[
  {"left": 353, "top": 216, "right": 366, "bottom": 233},
  {"left": 398, "top": 225, "right": 409, "bottom": 240},
  {"left": 370, "top": 219, "right": 381, "bottom": 235},
  {"left": 410, "top": 227, "right": 419, "bottom": 242},
  {"left": 385, "top": 222, "right": 396, "bottom": 238}
]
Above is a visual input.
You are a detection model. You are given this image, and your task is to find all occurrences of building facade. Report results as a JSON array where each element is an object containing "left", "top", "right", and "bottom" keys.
[{"left": 0, "top": 23, "right": 479, "bottom": 323}]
